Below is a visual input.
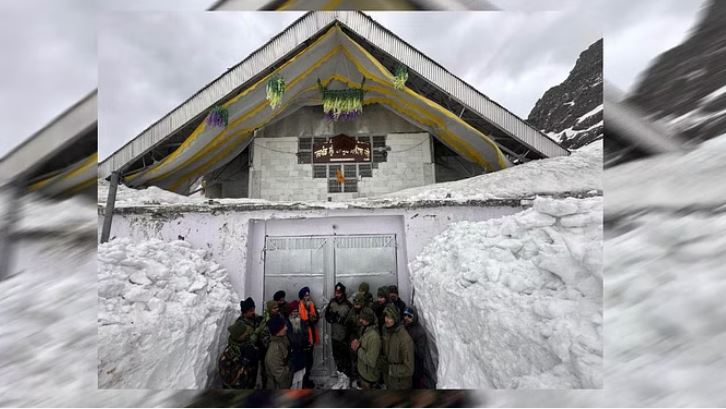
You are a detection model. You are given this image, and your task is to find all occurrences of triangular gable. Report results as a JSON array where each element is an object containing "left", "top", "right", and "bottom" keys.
[{"left": 124, "top": 25, "right": 509, "bottom": 193}]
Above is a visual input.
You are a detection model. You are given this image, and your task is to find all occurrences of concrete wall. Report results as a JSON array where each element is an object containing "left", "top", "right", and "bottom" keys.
[
  {"left": 103, "top": 205, "right": 523, "bottom": 301},
  {"left": 248, "top": 104, "right": 436, "bottom": 201}
]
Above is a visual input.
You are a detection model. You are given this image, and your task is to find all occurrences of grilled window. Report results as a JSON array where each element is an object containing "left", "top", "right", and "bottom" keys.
[
  {"left": 358, "top": 163, "right": 372, "bottom": 177},
  {"left": 313, "top": 165, "right": 327, "bottom": 178},
  {"left": 298, "top": 135, "right": 384, "bottom": 192},
  {"left": 327, "top": 179, "right": 342, "bottom": 193},
  {"left": 298, "top": 137, "right": 312, "bottom": 164},
  {"left": 344, "top": 164, "right": 357, "bottom": 178}
]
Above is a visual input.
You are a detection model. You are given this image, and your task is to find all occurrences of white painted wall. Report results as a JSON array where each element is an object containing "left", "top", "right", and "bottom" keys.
[{"left": 103, "top": 205, "right": 523, "bottom": 303}]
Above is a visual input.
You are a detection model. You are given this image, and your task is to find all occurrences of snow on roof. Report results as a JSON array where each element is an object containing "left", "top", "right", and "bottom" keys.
[{"left": 100, "top": 141, "right": 601, "bottom": 211}]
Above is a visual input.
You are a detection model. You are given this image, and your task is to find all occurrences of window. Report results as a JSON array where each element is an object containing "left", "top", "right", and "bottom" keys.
[
  {"left": 313, "top": 165, "right": 327, "bottom": 178},
  {"left": 359, "top": 163, "right": 372, "bottom": 177},
  {"left": 297, "top": 135, "right": 387, "bottom": 193},
  {"left": 298, "top": 138, "right": 312, "bottom": 164}
]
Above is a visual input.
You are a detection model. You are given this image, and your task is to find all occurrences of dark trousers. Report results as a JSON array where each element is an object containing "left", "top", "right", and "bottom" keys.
[
  {"left": 332, "top": 339, "right": 352, "bottom": 376},
  {"left": 303, "top": 347, "right": 314, "bottom": 388}
]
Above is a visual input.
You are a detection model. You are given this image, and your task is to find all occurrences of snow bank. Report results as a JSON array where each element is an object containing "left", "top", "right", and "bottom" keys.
[
  {"left": 606, "top": 134, "right": 726, "bottom": 215},
  {"left": 410, "top": 196, "right": 602, "bottom": 389},
  {"left": 0, "top": 194, "right": 190, "bottom": 407},
  {"left": 99, "top": 143, "right": 601, "bottom": 208},
  {"left": 98, "top": 238, "right": 236, "bottom": 389},
  {"left": 379, "top": 143, "right": 601, "bottom": 202}
]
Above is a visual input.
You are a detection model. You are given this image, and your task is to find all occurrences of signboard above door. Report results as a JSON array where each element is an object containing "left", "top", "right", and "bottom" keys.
[{"left": 313, "top": 134, "right": 371, "bottom": 163}]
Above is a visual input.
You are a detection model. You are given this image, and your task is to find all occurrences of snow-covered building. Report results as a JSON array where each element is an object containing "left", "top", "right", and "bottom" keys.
[{"left": 98, "top": 11, "right": 600, "bottom": 388}]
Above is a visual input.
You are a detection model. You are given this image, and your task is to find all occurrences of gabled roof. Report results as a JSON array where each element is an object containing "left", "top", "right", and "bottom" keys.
[
  {"left": 0, "top": 91, "right": 97, "bottom": 196},
  {"left": 209, "top": 0, "right": 497, "bottom": 11},
  {"left": 99, "top": 11, "right": 568, "bottom": 192}
]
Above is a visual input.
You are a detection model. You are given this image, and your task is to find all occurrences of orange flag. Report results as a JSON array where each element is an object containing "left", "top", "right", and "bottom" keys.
[{"left": 335, "top": 168, "right": 345, "bottom": 184}]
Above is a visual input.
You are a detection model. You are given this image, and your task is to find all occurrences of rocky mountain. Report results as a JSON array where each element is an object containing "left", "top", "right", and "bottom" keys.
[
  {"left": 626, "top": 0, "right": 726, "bottom": 144},
  {"left": 527, "top": 39, "right": 603, "bottom": 150}
]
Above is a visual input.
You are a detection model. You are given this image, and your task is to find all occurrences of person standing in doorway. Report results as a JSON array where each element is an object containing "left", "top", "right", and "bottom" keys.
[
  {"left": 381, "top": 304, "right": 414, "bottom": 390},
  {"left": 358, "top": 282, "right": 374, "bottom": 308},
  {"left": 373, "top": 286, "right": 389, "bottom": 332},
  {"left": 387, "top": 285, "right": 407, "bottom": 317},
  {"left": 345, "top": 292, "right": 370, "bottom": 386},
  {"left": 350, "top": 307, "right": 380, "bottom": 390},
  {"left": 297, "top": 286, "right": 319, "bottom": 388},
  {"left": 264, "top": 315, "right": 292, "bottom": 389},
  {"left": 218, "top": 297, "right": 260, "bottom": 389},
  {"left": 325, "top": 282, "right": 353, "bottom": 377},
  {"left": 274, "top": 290, "right": 288, "bottom": 318},
  {"left": 256, "top": 300, "right": 280, "bottom": 388},
  {"left": 286, "top": 299, "right": 310, "bottom": 388},
  {"left": 403, "top": 306, "right": 436, "bottom": 388}
]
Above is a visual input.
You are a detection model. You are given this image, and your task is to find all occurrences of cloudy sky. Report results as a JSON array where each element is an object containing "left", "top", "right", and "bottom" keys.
[{"left": 0, "top": 0, "right": 708, "bottom": 160}]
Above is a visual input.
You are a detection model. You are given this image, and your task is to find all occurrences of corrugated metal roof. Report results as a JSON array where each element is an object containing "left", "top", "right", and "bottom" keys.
[
  {"left": 99, "top": 11, "right": 568, "bottom": 179},
  {"left": 1, "top": 90, "right": 97, "bottom": 187}
]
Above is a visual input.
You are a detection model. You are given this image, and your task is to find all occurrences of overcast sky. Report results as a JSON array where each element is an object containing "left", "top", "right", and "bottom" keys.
[{"left": 0, "top": 0, "right": 708, "bottom": 160}]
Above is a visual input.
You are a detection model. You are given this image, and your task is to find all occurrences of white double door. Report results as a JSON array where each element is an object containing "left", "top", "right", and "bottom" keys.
[{"left": 263, "top": 234, "right": 398, "bottom": 377}]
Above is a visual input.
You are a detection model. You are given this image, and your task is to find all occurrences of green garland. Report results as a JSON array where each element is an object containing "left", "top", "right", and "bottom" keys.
[
  {"left": 318, "top": 78, "right": 366, "bottom": 121},
  {"left": 266, "top": 74, "right": 286, "bottom": 110},
  {"left": 393, "top": 64, "right": 408, "bottom": 90}
]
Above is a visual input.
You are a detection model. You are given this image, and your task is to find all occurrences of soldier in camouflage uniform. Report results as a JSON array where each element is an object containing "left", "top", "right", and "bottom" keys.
[
  {"left": 219, "top": 297, "right": 260, "bottom": 389},
  {"left": 381, "top": 304, "right": 415, "bottom": 390}
]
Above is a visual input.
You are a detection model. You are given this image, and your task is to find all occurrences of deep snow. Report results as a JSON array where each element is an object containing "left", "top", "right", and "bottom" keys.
[
  {"left": 98, "top": 238, "right": 236, "bottom": 389},
  {"left": 482, "top": 136, "right": 726, "bottom": 406},
  {"left": 0, "top": 194, "right": 191, "bottom": 407},
  {"left": 411, "top": 196, "right": 602, "bottom": 389}
]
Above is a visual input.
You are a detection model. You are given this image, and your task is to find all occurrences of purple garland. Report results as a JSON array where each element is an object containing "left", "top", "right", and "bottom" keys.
[{"left": 206, "top": 106, "right": 229, "bottom": 128}]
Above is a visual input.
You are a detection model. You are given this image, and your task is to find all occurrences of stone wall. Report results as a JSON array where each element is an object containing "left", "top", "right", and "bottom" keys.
[{"left": 248, "top": 104, "right": 436, "bottom": 201}]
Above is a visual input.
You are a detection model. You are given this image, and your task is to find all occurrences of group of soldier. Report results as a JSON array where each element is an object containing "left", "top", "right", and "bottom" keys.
[{"left": 218, "top": 282, "right": 435, "bottom": 390}]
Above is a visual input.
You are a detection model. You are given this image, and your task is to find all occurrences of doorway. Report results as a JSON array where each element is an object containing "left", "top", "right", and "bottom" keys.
[{"left": 247, "top": 215, "right": 409, "bottom": 380}]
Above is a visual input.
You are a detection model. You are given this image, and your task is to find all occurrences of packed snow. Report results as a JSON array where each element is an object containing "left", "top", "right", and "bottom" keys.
[
  {"left": 98, "top": 238, "right": 236, "bottom": 389},
  {"left": 378, "top": 145, "right": 601, "bottom": 203},
  {"left": 606, "top": 134, "right": 726, "bottom": 216},
  {"left": 98, "top": 143, "right": 602, "bottom": 209},
  {"left": 0, "top": 194, "right": 191, "bottom": 407},
  {"left": 482, "top": 136, "right": 726, "bottom": 406},
  {"left": 410, "top": 196, "right": 602, "bottom": 389}
]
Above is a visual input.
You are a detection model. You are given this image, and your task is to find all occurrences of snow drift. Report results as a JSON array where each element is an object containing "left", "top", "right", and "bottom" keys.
[
  {"left": 0, "top": 194, "right": 190, "bottom": 407},
  {"left": 483, "top": 136, "right": 726, "bottom": 406},
  {"left": 411, "top": 196, "right": 603, "bottom": 389},
  {"left": 98, "top": 238, "right": 236, "bottom": 389}
]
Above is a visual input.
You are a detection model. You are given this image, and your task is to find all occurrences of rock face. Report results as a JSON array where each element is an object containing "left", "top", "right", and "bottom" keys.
[
  {"left": 626, "top": 0, "right": 726, "bottom": 143},
  {"left": 527, "top": 39, "right": 603, "bottom": 150}
]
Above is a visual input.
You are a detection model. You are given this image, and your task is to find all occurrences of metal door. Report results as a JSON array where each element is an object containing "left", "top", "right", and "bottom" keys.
[{"left": 263, "top": 234, "right": 398, "bottom": 380}]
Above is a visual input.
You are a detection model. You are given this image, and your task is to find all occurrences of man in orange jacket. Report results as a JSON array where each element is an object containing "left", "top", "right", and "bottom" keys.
[{"left": 297, "top": 286, "right": 319, "bottom": 388}]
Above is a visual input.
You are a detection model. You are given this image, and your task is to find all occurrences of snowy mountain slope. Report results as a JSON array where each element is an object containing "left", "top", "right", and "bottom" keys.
[
  {"left": 627, "top": 0, "right": 726, "bottom": 144},
  {"left": 527, "top": 40, "right": 603, "bottom": 150},
  {"left": 98, "top": 238, "right": 236, "bottom": 389},
  {"left": 410, "top": 197, "right": 602, "bottom": 389}
]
